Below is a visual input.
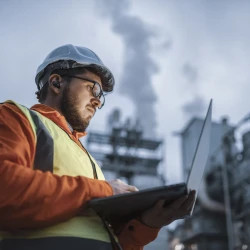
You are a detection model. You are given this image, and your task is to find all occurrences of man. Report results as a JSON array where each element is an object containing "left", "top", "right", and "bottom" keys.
[{"left": 0, "top": 44, "right": 195, "bottom": 250}]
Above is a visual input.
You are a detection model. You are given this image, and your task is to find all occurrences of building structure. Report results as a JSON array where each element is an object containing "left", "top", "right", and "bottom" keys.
[
  {"left": 86, "top": 109, "right": 167, "bottom": 250},
  {"left": 87, "top": 109, "right": 164, "bottom": 187},
  {"left": 168, "top": 113, "right": 250, "bottom": 250}
]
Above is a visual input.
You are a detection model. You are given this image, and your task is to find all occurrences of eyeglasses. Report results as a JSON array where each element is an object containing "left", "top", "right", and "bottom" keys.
[{"left": 63, "top": 75, "right": 105, "bottom": 109}]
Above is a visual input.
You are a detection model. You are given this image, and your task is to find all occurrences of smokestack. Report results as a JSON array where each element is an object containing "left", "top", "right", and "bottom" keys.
[{"left": 242, "top": 131, "right": 250, "bottom": 159}]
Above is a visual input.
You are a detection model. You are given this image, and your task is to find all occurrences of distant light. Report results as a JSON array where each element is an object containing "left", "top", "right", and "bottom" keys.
[
  {"left": 191, "top": 244, "right": 198, "bottom": 250},
  {"left": 242, "top": 245, "right": 248, "bottom": 250},
  {"left": 175, "top": 243, "right": 184, "bottom": 250}
]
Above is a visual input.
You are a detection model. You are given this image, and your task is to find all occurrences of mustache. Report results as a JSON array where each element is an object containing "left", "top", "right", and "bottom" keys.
[{"left": 86, "top": 105, "right": 96, "bottom": 114}]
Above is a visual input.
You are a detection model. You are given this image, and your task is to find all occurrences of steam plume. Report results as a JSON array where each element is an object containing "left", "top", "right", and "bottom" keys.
[{"left": 96, "top": 0, "right": 159, "bottom": 135}]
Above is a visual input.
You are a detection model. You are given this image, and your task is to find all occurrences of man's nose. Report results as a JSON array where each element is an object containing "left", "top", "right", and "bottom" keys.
[{"left": 91, "top": 97, "right": 101, "bottom": 109}]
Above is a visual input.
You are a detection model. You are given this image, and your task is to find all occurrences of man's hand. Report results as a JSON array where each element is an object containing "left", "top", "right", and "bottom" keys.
[
  {"left": 140, "top": 190, "right": 196, "bottom": 228},
  {"left": 107, "top": 179, "right": 139, "bottom": 195}
]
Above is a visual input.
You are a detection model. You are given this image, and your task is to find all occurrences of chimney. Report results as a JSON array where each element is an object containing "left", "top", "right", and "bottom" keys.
[{"left": 242, "top": 131, "right": 250, "bottom": 159}]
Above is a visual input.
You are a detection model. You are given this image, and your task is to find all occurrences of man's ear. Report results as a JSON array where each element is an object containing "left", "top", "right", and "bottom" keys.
[{"left": 48, "top": 74, "right": 63, "bottom": 94}]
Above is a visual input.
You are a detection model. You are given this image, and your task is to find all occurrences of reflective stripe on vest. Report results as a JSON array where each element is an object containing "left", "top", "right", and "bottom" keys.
[
  {"left": 30, "top": 109, "right": 54, "bottom": 172},
  {"left": 3, "top": 100, "right": 54, "bottom": 172},
  {"left": 1, "top": 101, "right": 112, "bottom": 243}
]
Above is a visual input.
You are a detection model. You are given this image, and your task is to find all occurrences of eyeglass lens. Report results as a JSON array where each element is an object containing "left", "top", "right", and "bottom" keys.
[{"left": 93, "top": 82, "right": 105, "bottom": 108}]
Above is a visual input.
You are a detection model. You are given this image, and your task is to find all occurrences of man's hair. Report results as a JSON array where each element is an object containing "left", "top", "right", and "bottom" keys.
[{"left": 36, "top": 66, "right": 101, "bottom": 103}]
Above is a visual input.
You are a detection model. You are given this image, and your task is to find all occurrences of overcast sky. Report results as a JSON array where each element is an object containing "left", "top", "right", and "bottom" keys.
[{"left": 1, "top": 0, "right": 250, "bottom": 183}]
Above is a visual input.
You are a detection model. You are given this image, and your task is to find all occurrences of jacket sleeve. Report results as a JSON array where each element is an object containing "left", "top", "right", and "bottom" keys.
[
  {"left": 116, "top": 219, "right": 160, "bottom": 250},
  {"left": 0, "top": 103, "right": 113, "bottom": 230}
]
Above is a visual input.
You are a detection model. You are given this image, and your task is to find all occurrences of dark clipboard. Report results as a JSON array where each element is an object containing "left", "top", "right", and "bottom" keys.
[{"left": 88, "top": 183, "right": 187, "bottom": 223}]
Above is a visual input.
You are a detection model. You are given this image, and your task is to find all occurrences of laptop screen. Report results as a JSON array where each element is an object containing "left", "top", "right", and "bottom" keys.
[{"left": 186, "top": 99, "right": 212, "bottom": 192}]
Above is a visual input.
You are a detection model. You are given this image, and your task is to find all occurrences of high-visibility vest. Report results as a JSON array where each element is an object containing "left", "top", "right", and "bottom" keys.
[{"left": 1, "top": 101, "right": 112, "bottom": 243}]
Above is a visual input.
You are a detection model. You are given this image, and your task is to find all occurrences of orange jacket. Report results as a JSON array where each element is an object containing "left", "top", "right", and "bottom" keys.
[{"left": 0, "top": 102, "right": 159, "bottom": 249}]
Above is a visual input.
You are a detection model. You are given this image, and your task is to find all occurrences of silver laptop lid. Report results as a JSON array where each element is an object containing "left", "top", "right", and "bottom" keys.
[{"left": 187, "top": 99, "right": 212, "bottom": 193}]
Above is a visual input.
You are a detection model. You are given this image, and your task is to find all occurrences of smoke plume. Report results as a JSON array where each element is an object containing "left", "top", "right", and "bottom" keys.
[
  {"left": 96, "top": 0, "right": 159, "bottom": 136},
  {"left": 182, "top": 95, "right": 206, "bottom": 119},
  {"left": 181, "top": 62, "right": 206, "bottom": 119},
  {"left": 182, "top": 63, "right": 198, "bottom": 85}
]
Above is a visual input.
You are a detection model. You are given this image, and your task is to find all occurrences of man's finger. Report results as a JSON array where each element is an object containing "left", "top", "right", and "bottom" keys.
[
  {"left": 127, "top": 185, "right": 139, "bottom": 192},
  {"left": 168, "top": 195, "right": 188, "bottom": 209},
  {"left": 155, "top": 199, "right": 165, "bottom": 209},
  {"left": 182, "top": 190, "right": 196, "bottom": 210}
]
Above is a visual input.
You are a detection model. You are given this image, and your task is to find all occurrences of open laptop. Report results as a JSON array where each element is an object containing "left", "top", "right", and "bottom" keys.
[{"left": 88, "top": 99, "right": 212, "bottom": 223}]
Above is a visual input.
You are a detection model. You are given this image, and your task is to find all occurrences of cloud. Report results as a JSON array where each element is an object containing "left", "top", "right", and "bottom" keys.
[
  {"left": 182, "top": 63, "right": 198, "bottom": 85},
  {"left": 182, "top": 95, "right": 206, "bottom": 120}
]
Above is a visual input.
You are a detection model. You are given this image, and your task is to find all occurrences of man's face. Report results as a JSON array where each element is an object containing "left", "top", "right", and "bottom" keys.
[{"left": 60, "top": 70, "right": 102, "bottom": 132}]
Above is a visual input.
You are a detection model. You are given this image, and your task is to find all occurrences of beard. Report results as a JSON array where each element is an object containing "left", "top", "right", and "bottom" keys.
[{"left": 60, "top": 84, "right": 90, "bottom": 132}]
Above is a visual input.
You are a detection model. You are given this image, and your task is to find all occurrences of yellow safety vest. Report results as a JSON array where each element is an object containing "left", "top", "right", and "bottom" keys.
[{"left": 1, "top": 101, "right": 111, "bottom": 243}]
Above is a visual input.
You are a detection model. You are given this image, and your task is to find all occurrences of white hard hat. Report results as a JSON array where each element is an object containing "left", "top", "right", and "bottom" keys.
[{"left": 35, "top": 44, "right": 115, "bottom": 92}]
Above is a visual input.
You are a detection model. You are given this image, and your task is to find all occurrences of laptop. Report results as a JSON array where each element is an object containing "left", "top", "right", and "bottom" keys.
[{"left": 88, "top": 99, "right": 212, "bottom": 223}]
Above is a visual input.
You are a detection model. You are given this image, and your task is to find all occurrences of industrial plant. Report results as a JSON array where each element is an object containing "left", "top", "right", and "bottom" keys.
[
  {"left": 169, "top": 113, "right": 250, "bottom": 250},
  {"left": 87, "top": 108, "right": 250, "bottom": 250}
]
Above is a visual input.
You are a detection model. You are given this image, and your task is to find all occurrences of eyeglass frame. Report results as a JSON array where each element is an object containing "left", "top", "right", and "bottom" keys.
[{"left": 61, "top": 74, "right": 106, "bottom": 109}]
